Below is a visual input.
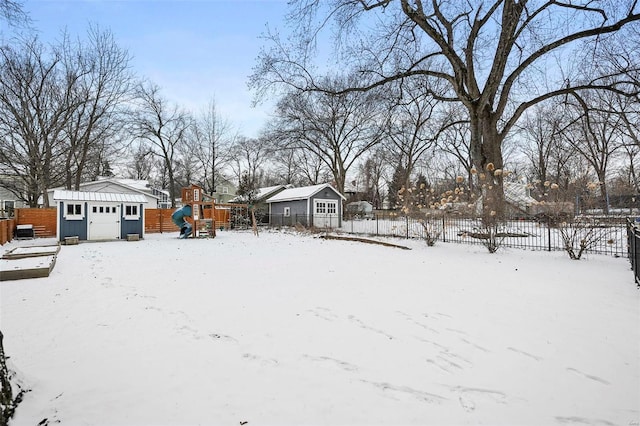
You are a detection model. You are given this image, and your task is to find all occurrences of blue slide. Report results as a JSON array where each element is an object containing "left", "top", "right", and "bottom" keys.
[{"left": 171, "top": 205, "right": 193, "bottom": 239}]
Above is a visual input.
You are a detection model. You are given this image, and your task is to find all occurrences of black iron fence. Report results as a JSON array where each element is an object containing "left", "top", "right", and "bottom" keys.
[
  {"left": 262, "top": 212, "right": 630, "bottom": 258},
  {"left": 628, "top": 219, "right": 640, "bottom": 286}
]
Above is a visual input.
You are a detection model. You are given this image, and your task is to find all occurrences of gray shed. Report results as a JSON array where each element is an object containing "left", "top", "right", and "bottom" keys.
[
  {"left": 53, "top": 190, "right": 147, "bottom": 242},
  {"left": 266, "top": 183, "right": 346, "bottom": 228}
]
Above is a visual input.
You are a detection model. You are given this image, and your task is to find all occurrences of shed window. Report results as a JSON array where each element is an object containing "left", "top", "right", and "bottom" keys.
[
  {"left": 124, "top": 204, "right": 139, "bottom": 220},
  {"left": 284, "top": 207, "right": 290, "bottom": 217},
  {"left": 316, "top": 202, "right": 326, "bottom": 214},
  {"left": 65, "top": 202, "right": 83, "bottom": 220},
  {"left": 327, "top": 203, "right": 336, "bottom": 214}
]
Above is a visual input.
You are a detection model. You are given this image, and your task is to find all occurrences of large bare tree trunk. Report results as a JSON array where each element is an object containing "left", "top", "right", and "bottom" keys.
[
  {"left": 0, "top": 331, "right": 21, "bottom": 426},
  {"left": 471, "top": 109, "right": 506, "bottom": 221}
]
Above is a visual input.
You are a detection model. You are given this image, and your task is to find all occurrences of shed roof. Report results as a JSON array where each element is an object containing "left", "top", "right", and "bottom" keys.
[
  {"left": 53, "top": 190, "right": 148, "bottom": 203},
  {"left": 49, "top": 178, "right": 161, "bottom": 200},
  {"left": 266, "top": 183, "right": 346, "bottom": 203}
]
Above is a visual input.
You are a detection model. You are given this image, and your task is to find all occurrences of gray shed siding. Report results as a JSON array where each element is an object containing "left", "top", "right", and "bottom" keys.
[
  {"left": 269, "top": 188, "right": 343, "bottom": 227},
  {"left": 270, "top": 199, "right": 310, "bottom": 226}
]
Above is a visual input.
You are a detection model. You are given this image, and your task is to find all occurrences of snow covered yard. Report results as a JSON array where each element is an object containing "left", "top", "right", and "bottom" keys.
[{"left": 1, "top": 230, "right": 638, "bottom": 426}]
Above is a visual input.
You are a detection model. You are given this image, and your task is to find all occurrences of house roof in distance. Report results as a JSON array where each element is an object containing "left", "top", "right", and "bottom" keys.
[
  {"left": 53, "top": 190, "right": 148, "bottom": 203},
  {"left": 229, "top": 184, "right": 292, "bottom": 202},
  {"left": 266, "top": 183, "right": 346, "bottom": 203}
]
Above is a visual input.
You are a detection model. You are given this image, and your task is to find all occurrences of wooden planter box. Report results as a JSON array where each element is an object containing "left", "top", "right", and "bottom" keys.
[{"left": 0, "top": 245, "right": 60, "bottom": 281}]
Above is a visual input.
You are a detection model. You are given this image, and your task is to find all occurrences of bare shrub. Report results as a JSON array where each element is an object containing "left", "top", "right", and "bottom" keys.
[
  {"left": 558, "top": 217, "right": 608, "bottom": 260},
  {"left": 397, "top": 178, "right": 467, "bottom": 246}
]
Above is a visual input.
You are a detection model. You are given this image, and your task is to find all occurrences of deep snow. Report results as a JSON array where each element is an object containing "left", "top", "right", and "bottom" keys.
[{"left": 1, "top": 230, "right": 638, "bottom": 426}]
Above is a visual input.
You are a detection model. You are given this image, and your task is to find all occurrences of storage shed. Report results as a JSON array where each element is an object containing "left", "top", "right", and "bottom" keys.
[
  {"left": 266, "top": 183, "right": 346, "bottom": 228},
  {"left": 53, "top": 190, "right": 147, "bottom": 242}
]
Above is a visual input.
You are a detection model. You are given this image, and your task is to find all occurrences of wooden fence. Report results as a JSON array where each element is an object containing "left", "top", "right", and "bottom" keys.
[
  {"left": 0, "top": 218, "right": 16, "bottom": 245},
  {"left": 0, "top": 209, "right": 57, "bottom": 245},
  {"left": 144, "top": 208, "right": 231, "bottom": 233},
  {"left": 16, "top": 208, "right": 57, "bottom": 238},
  {"left": 0, "top": 206, "right": 237, "bottom": 245}
]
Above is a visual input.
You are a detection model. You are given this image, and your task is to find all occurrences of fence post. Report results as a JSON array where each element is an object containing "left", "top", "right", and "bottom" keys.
[
  {"left": 547, "top": 222, "right": 552, "bottom": 251},
  {"left": 442, "top": 215, "right": 446, "bottom": 242},
  {"left": 406, "top": 215, "right": 409, "bottom": 239},
  {"left": 376, "top": 214, "right": 379, "bottom": 236}
]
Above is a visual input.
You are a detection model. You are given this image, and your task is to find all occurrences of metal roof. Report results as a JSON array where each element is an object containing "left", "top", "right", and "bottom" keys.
[{"left": 53, "top": 190, "right": 148, "bottom": 203}]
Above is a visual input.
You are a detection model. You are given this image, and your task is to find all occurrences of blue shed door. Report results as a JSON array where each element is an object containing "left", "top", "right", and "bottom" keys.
[{"left": 89, "top": 203, "right": 120, "bottom": 240}]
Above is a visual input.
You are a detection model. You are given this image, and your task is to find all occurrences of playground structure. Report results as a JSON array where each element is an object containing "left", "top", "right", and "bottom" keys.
[{"left": 172, "top": 185, "right": 217, "bottom": 239}]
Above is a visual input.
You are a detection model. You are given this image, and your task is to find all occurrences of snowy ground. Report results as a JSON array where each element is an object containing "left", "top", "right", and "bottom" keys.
[{"left": 1, "top": 230, "right": 638, "bottom": 426}]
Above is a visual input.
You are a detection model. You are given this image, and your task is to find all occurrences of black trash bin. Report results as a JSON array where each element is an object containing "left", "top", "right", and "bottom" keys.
[{"left": 15, "top": 224, "right": 34, "bottom": 239}]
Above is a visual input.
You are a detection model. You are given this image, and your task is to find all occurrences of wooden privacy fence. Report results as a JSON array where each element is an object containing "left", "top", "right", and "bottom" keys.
[
  {"left": 16, "top": 208, "right": 57, "bottom": 238},
  {"left": 143, "top": 208, "right": 232, "bottom": 234},
  {"left": 144, "top": 208, "right": 180, "bottom": 234},
  {"left": 0, "top": 218, "right": 16, "bottom": 245},
  {"left": 0, "top": 209, "right": 57, "bottom": 245}
]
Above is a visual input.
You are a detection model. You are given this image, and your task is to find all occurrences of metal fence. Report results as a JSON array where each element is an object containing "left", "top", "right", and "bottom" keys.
[
  {"left": 264, "top": 212, "right": 630, "bottom": 257},
  {"left": 628, "top": 219, "right": 640, "bottom": 286}
]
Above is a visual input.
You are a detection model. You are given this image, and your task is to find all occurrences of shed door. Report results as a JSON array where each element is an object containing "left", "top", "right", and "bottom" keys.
[
  {"left": 89, "top": 204, "right": 120, "bottom": 240},
  {"left": 313, "top": 199, "right": 339, "bottom": 228}
]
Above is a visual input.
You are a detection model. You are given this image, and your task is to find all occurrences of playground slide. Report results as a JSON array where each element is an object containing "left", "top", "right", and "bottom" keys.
[{"left": 171, "top": 205, "right": 193, "bottom": 239}]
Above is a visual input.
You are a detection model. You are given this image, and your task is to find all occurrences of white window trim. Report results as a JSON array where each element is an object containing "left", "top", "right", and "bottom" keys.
[
  {"left": 283, "top": 207, "right": 291, "bottom": 217},
  {"left": 64, "top": 202, "right": 84, "bottom": 220},
  {"left": 123, "top": 204, "right": 140, "bottom": 220},
  {"left": 314, "top": 199, "right": 338, "bottom": 215}
]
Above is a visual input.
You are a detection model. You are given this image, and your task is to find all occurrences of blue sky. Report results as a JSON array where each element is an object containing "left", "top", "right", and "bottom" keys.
[{"left": 21, "top": 0, "right": 291, "bottom": 137}]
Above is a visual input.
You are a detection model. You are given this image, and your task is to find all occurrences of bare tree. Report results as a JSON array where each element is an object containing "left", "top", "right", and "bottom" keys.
[
  {"left": 0, "top": 36, "right": 80, "bottom": 206},
  {"left": 58, "top": 26, "right": 134, "bottom": 189},
  {"left": 0, "top": 0, "right": 28, "bottom": 29},
  {"left": 431, "top": 104, "right": 479, "bottom": 199},
  {"left": 192, "top": 97, "right": 234, "bottom": 194},
  {"left": 382, "top": 78, "right": 445, "bottom": 191},
  {"left": 518, "top": 101, "right": 579, "bottom": 198},
  {"left": 229, "top": 135, "right": 273, "bottom": 189},
  {"left": 355, "top": 150, "right": 387, "bottom": 208},
  {"left": 271, "top": 75, "right": 385, "bottom": 195},
  {"left": 252, "top": 0, "right": 640, "bottom": 218},
  {"left": 563, "top": 90, "right": 627, "bottom": 214},
  {"left": 123, "top": 143, "right": 155, "bottom": 181},
  {"left": 130, "top": 81, "right": 191, "bottom": 207},
  {"left": 617, "top": 94, "right": 640, "bottom": 192}
]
